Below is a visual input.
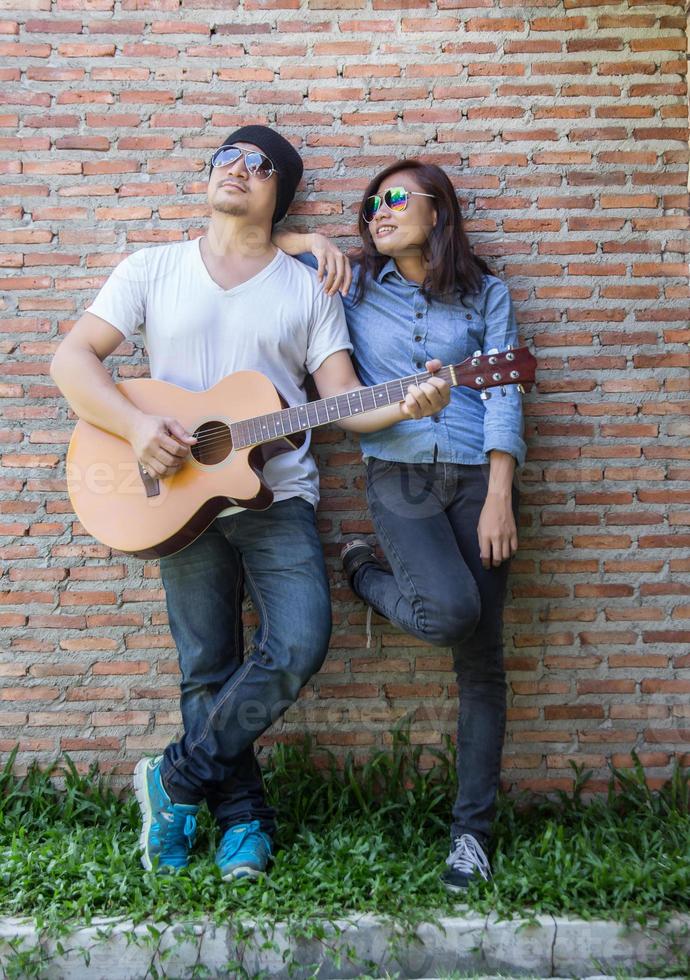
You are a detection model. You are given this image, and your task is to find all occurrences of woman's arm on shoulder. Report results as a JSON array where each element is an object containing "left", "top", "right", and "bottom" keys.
[{"left": 272, "top": 228, "right": 353, "bottom": 299}]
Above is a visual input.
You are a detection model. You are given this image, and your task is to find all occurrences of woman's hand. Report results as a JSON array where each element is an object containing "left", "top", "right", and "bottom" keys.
[
  {"left": 477, "top": 492, "right": 518, "bottom": 569},
  {"left": 309, "top": 233, "right": 352, "bottom": 297}
]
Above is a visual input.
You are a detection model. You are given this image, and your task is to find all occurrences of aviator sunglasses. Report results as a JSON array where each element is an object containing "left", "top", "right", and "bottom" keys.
[
  {"left": 210, "top": 145, "right": 276, "bottom": 180},
  {"left": 363, "top": 186, "right": 435, "bottom": 223}
]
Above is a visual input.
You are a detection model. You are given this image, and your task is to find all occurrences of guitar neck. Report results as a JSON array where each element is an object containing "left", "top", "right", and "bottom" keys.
[
  {"left": 229, "top": 345, "right": 536, "bottom": 451},
  {"left": 231, "top": 366, "right": 451, "bottom": 450}
]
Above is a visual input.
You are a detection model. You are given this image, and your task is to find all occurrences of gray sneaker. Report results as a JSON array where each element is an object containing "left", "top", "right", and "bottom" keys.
[
  {"left": 341, "top": 538, "right": 383, "bottom": 591},
  {"left": 441, "top": 833, "right": 492, "bottom": 892}
]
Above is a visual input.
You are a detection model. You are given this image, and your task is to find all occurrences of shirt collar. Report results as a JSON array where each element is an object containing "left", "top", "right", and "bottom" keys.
[
  {"left": 373, "top": 258, "right": 485, "bottom": 306},
  {"left": 375, "top": 256, "right": 407, "bottom": 284}
]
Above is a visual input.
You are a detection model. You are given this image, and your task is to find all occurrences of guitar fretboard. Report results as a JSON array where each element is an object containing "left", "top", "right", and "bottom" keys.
[{"left": 230, "top": 366, "right": 453, "bottom": 450}]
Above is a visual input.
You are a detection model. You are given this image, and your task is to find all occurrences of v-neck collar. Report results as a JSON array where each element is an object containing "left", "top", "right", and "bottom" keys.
[{"left": 194, "top": 237, "right": 284, "bottom": 295}]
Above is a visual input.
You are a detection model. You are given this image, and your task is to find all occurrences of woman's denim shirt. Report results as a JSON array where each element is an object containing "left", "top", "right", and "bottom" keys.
[{"left": 297, "top": 253, "right": 526, "bottom": 468}]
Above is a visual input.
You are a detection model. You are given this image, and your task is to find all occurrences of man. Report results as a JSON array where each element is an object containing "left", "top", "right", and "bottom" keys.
[{"left": 50, "top": 125, "right": 449, "bottom": 880}]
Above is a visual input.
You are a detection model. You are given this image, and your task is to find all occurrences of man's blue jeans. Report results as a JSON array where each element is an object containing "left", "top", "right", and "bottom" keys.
[
  {"left": 158, "top": 496, "right": 332, "bottom": 836},
  {"left": 355, "top": 459, "right": 519, "bottom": 847}
]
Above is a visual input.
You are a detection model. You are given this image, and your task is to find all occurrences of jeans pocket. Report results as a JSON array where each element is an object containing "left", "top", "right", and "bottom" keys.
[{"left": 366, "top": 457, "right": 400, "bottom": 482}]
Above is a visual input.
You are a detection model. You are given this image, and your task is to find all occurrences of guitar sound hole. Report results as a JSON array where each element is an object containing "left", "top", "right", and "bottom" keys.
[{"left": 191, "top": 420, "right": 233, "bottom": 466}]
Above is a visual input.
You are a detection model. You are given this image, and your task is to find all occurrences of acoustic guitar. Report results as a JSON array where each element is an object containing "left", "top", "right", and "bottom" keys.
[{"left": 66, "top": 346, "right": 536, "bottom": 559}]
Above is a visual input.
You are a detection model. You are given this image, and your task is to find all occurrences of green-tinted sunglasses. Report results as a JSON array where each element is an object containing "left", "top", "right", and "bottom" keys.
[{"left": 363, "top": 186, "right": 435, "bottom": 223}]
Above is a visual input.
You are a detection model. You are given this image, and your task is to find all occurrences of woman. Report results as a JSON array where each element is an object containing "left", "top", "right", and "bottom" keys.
[{"left": 274, "top": 160, "right": 526, "bottom": 891}]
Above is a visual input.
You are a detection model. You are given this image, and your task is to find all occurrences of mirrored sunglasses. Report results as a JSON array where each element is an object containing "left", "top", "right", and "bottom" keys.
[
  {"left": 210, "top": 145, "right": 276, "bottom": 180},
  {"left": 363, "top": 186, "right": 435, "bottom": 223}
]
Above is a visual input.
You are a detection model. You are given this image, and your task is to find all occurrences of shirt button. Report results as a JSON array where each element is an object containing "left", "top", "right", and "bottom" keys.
[
  {"left": 433, "top": 416, "right": 440, "bottom": 423},
  {"left": 415, "top": 311, "right": 423, "bottom": 319},
  {"left": 414, "top": 335, "right": 422, "bottom": 342},
  {"left": 466, "top": 313, "right": 472, "bottom": 320},
  {"left": 414, "top": 360, "right": 424, "bottom": 369}
]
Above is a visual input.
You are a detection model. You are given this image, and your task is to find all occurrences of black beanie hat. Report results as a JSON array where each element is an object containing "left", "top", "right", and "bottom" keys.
[{"left": 210, "top": 125, "right": 303, "bottom": 225}]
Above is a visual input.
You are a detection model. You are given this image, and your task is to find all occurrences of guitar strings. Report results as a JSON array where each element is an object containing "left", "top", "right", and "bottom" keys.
[
  {"left": 146, "top": 357, "right": 527, "bottom": 464},
  {"left": 185, "top": 368, "right": 518, "bottom": 452},
  {"left": 181, "top": 368, "right": 454, "bottom": 449},
  {"left": 174, "top": 362, "right": 528, "bottom": 453}
]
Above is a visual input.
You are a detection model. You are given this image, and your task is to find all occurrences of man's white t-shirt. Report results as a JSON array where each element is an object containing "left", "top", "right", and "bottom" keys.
[{"left": 86, "top": 238, "right": 353, "bottom": 515}]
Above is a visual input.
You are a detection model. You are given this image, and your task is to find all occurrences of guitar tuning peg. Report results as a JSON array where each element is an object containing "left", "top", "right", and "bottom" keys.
[
  {"left": 500, "top": 387, "right": 506, "bottom": 396},
  {"left": 487, "top": 347, "right": 499, "bottom": 355},
  {"left": 480, "top": 389, "right": 491, "bottom": 400},
  {"left": 517, "top": 384, "right": 525, "bottom": 394},
  {"left": 506, "top": 344, "right": 514, "bottom": 351},
  {"left": 473, "top": 350, "right": 482, "bottom": 357}
]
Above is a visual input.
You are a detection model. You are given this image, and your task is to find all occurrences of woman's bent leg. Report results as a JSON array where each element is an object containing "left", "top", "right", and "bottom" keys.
[{"left": 357, "top": 459, "right": 481, "bottom": 646}]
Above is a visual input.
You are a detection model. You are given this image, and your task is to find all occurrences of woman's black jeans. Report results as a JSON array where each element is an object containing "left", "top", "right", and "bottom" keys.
[{"left": 354, "top": 459, "right": 519, "bottom": 847}]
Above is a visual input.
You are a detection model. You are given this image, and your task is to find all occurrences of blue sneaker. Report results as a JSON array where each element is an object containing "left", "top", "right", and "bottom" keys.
[
  {"left": 216, "top": 820, "right": 272, "bottom": 880},
  {"left": 133, "top": 756, "right": 199, "bottom": 873}
]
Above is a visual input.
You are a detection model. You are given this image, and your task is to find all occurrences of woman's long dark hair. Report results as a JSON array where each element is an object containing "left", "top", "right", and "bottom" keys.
[{"left": 351, "top": 159, "right": 492, "bottom": 306}]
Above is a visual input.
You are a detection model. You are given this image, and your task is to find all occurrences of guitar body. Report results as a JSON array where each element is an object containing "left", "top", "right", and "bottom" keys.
[{"left": 66, "top": 371, "right": 302, "bottom": 559}]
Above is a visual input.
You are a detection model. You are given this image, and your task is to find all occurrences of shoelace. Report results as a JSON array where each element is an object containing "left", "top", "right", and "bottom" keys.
[
  {"left": 446, "top": 833, "right": 492, "bottom": 881},
  {"left": 160, "top": 810, "right": 197, "bottom": 864},
  {"left": 218, "top": 819, "right": 268, "bottom": 863}
]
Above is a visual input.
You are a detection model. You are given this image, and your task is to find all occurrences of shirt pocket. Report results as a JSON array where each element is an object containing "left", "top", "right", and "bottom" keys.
[
  {"left": 438, "top": 308, "right": 484, "bottom": 363},
  {"left": 462, "top": 306, "right": 488, "bottom": 357}
]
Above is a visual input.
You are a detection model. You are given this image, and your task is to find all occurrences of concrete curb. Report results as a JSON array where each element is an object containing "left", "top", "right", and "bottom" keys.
[{"left": 0, "top": 911, "right": 688, "bottom": 978}]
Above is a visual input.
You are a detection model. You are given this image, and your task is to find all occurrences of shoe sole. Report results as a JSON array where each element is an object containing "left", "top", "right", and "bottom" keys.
[
  {"left": 220, "top": 864, "right": 265, "bottom": 882},
  {"left": 442, "top": 879, "right": 469, "bottom": 893},
  {"left": 341, "top": 540, "right": 379, "bottom": 589},
  {"left": 133, "top": 757, "right": 155, "bottom": 872}
]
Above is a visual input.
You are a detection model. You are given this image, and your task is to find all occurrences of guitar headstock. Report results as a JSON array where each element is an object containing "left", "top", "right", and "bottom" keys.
[{"left": 452, "top": 345, "right": 537, "bottom": 400}]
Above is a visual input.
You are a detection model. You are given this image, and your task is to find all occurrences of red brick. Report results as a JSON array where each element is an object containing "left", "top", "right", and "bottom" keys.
[{"left": 0, "top": 7, "right": 686, "bottom": 793}]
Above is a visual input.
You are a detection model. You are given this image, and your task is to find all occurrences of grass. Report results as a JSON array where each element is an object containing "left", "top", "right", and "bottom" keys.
[{"left": 0, "top": 735, "right": 688, "bottom": 935}]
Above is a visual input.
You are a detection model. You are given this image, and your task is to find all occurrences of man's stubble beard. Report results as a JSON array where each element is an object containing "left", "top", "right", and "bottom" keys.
[{"left": 211, "top": 196, "right": 250, "bottom": 217}]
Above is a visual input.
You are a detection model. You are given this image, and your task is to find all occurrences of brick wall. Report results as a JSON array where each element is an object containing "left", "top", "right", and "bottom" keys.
[{"left": 0, "top": 0, "right": 688, "bottom": 794}]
